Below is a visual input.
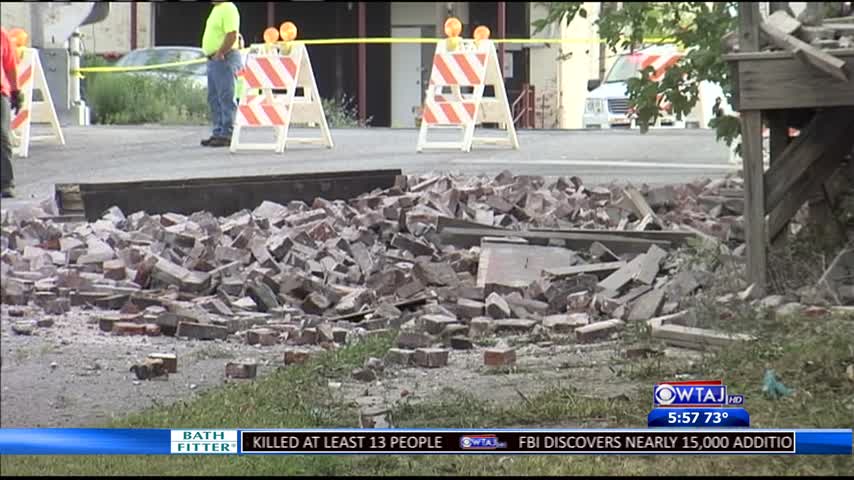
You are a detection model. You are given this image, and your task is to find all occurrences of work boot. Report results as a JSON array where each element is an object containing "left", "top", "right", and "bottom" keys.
[
  {"left": 201, "top": 136, "right": 217, "bottom": 146},
  {"left": 208, "top": 136, "right": 232, "bottom": 147}
]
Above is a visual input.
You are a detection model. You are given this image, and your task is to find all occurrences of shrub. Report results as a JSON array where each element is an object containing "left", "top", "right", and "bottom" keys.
[
  {"left": 83, "top": 56, "right": 208, "bottom": 126},
  {"left": 321, "top": 95, "right": 370, "bottom": 128}
]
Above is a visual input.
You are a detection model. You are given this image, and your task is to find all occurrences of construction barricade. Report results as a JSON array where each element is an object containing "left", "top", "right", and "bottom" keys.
[
  {"left": 417, "top": 27, "right": 518, "bottom": 153},
  {"left": 230, "top": 37, "right": 333, "bottom": 154},
  {"left": 11, "top": 47, "right": 65, "bottom": 158}
]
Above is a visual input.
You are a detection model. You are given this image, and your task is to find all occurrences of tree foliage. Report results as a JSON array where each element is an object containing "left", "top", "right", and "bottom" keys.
[{"left": 534, "top": 2, "right": 741, "bottom": 145}]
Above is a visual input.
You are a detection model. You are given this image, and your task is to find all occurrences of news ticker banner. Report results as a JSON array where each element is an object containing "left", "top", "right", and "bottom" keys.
[{"left": 0, "top": 429, "right": 851, "bottom": 455}]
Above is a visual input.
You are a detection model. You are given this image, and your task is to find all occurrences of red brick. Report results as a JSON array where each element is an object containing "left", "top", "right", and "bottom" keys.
[
  {"left": 147, "top": 353, "right": 177, "bottom": 373},
  {"left": 413, "top": 348, "right": 449, "bottom": 368},
  {"left": 112, "top": 322, "right": 146, "bottom": 336},
  {"left": 283, "top": 349, "right": 312, "bottom": 365},
  {"left": 225, "top": 361, "right": 257, "bottom": 379},
  {"left": 484, "top": 348, "right": 516, "bottom": 367},
  {"left": 144, "top": 324, "right": 162, "bottom": 336}
]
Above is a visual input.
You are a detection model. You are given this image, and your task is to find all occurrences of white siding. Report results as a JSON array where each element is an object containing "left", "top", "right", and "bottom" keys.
[{"left": 0, "top": 2, "right": 153, "bottom": 54}]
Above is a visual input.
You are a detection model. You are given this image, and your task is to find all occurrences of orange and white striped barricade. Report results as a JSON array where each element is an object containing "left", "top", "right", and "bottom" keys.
[
  {"left": 416, "top": 38, "right": 518, "bottom": 153},
  {"left": 11, "top": 48, "right": 65, "bottom": 158},
  {"left": 230, "top": 42, "right": 333, "bottom": 153}
]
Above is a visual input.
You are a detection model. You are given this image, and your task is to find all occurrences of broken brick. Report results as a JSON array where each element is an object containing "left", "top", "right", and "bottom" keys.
[
  {"left": 414, "top": 348, "right": 449, "bottom": 368},
  {"left": 225, "top": 361, "right": 257, "bottom": 379},
  {"left": 385, "top": 348, "right": 415, "bottom": 366},
  {"left": 302, "top": 292, "right": 331, "bottom": 315},
  {"left": 575, "top": 319, "right": 625, "bottom": 343},
  {"left": 420, "top": 314, "right": 458, "bottom": 335},
  {"left": 484, "top": 348, "right": 516, "bottom": 367},
  {"left": 485, "top": 292, "right": 512, "bottom": 319},
  {"left": 247, "top": 328, "right": 278, "bottom": 346},
  {"left": 456, "top": 298, "right": 485, "bottom": 319},
  {"left": 396, "top": 331, "right": 432, "bottom": 349},
  {"left": 176, "top": 321, "right": 228, "bottom": 340},
  {"left": 147, "top": 353, "right": 177, "bottom": 373},
  {"left": 283, "top": 349, "right": 312, "bottom": 365},
  {"left": 112, "top": 322, "right": 146, "bottom": 336}
]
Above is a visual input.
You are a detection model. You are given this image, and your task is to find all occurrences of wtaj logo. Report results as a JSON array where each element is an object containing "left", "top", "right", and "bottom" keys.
[
  {"left": 460, "top": 435, "right": 507, "bottom": 450},
  {"left": 654, "top": 380, "right": 744, "bottom": 407}
]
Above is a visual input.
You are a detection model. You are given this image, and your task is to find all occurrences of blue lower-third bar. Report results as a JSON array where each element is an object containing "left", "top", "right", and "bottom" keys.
[
  {"left": 796, "top": 430, "right": 853, "bottom": 455},
  {"left": 0, "top": 429, "right": 171, "bottom": 455}
]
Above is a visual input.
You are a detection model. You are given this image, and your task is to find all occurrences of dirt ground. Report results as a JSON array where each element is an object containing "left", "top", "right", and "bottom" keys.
[{"left": 0, "top": 301, "right": 698, "bottom": 428}]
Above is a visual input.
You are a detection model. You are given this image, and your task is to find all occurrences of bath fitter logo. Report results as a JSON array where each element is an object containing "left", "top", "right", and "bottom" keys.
[{"left": 170, "top": 430, "right": 238, "bottom": 454}]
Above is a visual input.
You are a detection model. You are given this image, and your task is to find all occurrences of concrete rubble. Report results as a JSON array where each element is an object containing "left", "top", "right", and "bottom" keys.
[{"left": 2, "top": 170, "right": 829, "bottom": 380}]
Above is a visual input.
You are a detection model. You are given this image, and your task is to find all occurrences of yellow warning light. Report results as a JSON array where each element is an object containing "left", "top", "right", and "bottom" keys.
[
  {"left": 444, "top": 17, "right": 462, "bottom": 38},
  {"left": 280, "top": 21, "right": 298, "bottom": 42},
  {"left": 9, "top": 28, "right": 28, "bottom": 48},
  {"left": 473, "top": 25, "right": 490, "bottom": 41},
  {"left": 263, "top": 27, "right": 280, "bottom": 44}
]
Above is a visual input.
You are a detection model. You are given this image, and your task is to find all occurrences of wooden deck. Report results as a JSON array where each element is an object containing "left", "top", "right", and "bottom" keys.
[{"left": 726, "top": 3, "right": 854, "bottom": 295}]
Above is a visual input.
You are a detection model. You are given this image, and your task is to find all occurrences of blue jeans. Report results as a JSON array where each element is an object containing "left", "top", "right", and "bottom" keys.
[{"left": 207, "top": 50, "right": 243, "bottom": 138}]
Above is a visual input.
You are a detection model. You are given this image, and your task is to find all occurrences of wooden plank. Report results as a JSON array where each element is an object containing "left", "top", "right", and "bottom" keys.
[
  {"left": 766, "top": 111, "right": 791, "bottom": 247},
  {"left": 543, "top": 261, "right": 626, "bottom": 279},
  {"left": 435, "top": 216, "right": 696, "bottom": 246},
  {"left": 733, "top": 53, "right": 854, "bottom": 109},
  {"left": 767, "top": 145, "right": 845, "bottom": 242},
  {"left": 598, "top": 253, "right": 648, "bottom": 292},
  {"left": 622, "top": 187, "right": 656, "bottom": 218},
  {"left": 821, "top": 23, "right": 854, "bottom": 35},
  {"left": 767, "top": 10, "right": 801, "bottom": 35},
  {"left": 651, "top": 323, "right": 756, "bottom": 350},
  {"left": 764, "top": 108, "right": 854, "bottom": 213},
  {"left": 438, "top": 227, "right": 671, "bottom": 255},
  {"left": 817, "top": 248, "right": 854, "bottom": 303},
  {"left": 760, "top": 21, "right": 849, "bottom": 81},
  {"left": 824, "top": 16, "right": 854, "bottom": 24},
  {"left": 64, "top": 170, "right": 402, "bottom": 221},
  {"left": 724, "top": 48, "right": 854, "bottom": 61},
  {"left": 740, "top": 110, "right": 768, "bottom": 296}
]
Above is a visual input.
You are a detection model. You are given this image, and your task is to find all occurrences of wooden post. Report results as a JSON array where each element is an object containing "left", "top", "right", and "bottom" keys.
[
  {"left": 130, "top": 1, "right": 138, "bottom": 50},
  {"left": 498, "top": 2, "right": 506, "bottom": 75},
  {"left": 739, "top": 2, "right": 767, "bottom": 296}
]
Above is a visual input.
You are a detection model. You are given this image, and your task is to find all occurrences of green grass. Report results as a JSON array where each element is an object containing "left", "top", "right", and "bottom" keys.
[{"left": 2, "top": 313, "right": 853, "bottom": 476}]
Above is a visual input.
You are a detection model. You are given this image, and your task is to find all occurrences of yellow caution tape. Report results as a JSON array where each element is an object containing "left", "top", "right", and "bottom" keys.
[{"left": 72, "top": 36, "right": 676, "bottom": 74}]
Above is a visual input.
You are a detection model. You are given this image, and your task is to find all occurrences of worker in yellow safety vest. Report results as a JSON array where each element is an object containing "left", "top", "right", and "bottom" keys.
[{"left": 200, "top": 1, "right": 243, "bottom": 148}]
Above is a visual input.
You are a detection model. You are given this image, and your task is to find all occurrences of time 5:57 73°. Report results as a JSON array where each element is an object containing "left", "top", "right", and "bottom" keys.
[{"left": 668, "top": 411, "right": 730, "bottom": 424}]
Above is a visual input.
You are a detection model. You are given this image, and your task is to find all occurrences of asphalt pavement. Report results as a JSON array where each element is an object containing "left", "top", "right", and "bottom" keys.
[{"left": 3, "top": 125, "right": 736, "bottom": 208}]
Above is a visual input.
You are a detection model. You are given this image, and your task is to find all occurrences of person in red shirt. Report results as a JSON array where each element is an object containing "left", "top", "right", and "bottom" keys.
[{"left": 1, "top": 26, "right": 22, "bottom": 198}]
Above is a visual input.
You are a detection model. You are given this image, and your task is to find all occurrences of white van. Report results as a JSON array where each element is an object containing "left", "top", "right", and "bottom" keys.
[{"left": 582, "top": 44, "right": 730, "bottom": 130}]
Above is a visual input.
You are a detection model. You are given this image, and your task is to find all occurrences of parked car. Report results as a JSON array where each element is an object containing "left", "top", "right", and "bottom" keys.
[
  {"left": 583, "top": 44, "right": 730, "bottom": 130},
  {"left": 115, "top": 46, "right": 209, "bottom": 89},
  {"left": 116, "top": 45, "right": 249, "bottom": 91}
]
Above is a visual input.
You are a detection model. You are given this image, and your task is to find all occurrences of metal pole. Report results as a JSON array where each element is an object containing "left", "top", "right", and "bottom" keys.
[
  {"left": 357, "top": 2, "right": 367, "bottom": 126},
  {"left": 130, "top": 1, "right": 138, "bottom": 50},
  {"left": 69, "top": 29, "right": 89, "bottom": 126},
  {"left": 497, "top": 2, "right": 506, "bottom": 75},
  {"left": 267, "top": 2, "right": 275, "bottom": 27}
]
